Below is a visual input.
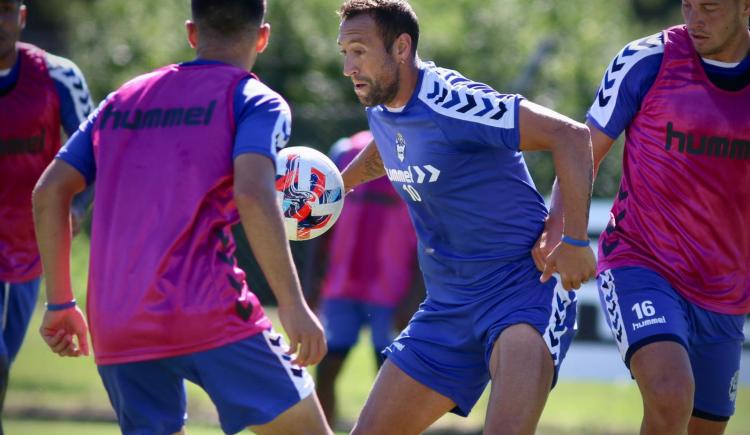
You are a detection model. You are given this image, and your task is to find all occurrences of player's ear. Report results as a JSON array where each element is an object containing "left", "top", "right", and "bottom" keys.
[
  {"left": 393, "top": 33, "right": 411, "bottom": 63},
  {"left": 255, "top": 23, "right": 270, "bottom": 54},
  {"left": 18, "top": 3, "right": 27, "bottom": 30},
  {"left": 185, "top": 20, "right": 198, "bottom": 49}
]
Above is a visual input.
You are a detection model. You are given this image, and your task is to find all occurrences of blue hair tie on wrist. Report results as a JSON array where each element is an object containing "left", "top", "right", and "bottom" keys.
[
  {"left": 561, "top": 235, "right": 590, "bottom": 248},
  {"left": 46, "top": 299, "right": 77, "bottom": 311}
]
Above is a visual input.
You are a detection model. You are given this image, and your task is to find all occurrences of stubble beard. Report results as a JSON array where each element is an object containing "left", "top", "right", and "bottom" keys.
[{"left": 358, "top": 60, "right": 401, "bottom": 107}]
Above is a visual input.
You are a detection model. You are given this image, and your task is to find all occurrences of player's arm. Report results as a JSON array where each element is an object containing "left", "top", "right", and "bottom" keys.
[
  {"left": 232, "top": 82, "right": 325, "bottom": 366},
  {"left": 518, "top": 100, "right": 596, "bottom": 290},
  {"left": 234, "top": 153, "right": 326, "bottom": 366},
  {"left": 32, "top": 159, "right": 90, "bottom": 358},
  {"left": 340, "top": 139, "right": 385, "bottom": 193},
  {"left": 534, "top": 122, "right": 616, "bottom": 269},
  {"left": 48, "top": 53, "right": 96, "bottom": 235},
  {"left": 532, "top": 36, "right": 662, "bottom": 271}
]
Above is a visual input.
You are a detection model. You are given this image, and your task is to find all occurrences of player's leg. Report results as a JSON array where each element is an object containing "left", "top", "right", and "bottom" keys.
[
  {"left": 315, "top": 299, "right": 363, "bottom": 425},
  {"left": 598, "top": 268, "right": 693, "bottom": 435},
  {"left": 250, "top": 394, "right": 330, "bottom": 435},
  {"left": 0, "top": 278, "right": 39, "bottom": 434},
  {"left": 686, "top": 307, "right": 744, "bottom": 435},
  {"left": 351, "top": 290, "right": 496, "bottom": 435},
  {"left": 481, "top": 270, "right": 576, "bottom": 435},
  {"left": 0, "top": 282, "right": 8, "bottom": 435},
  {"left": 350, "top": 359, "right": 455, "bottom": 435},
  {"left": 629, "top": 342, "right": 694, "bottom": 434},
  {"left": 689, "top": 417, "right": 728, "bottom": 435},
  {"left": 97, "top": 358, "right": 188, "bottom": 435},
  {"left": 484, "top": 323, "right": 554, "bottom": 434},
  {"left": 315, "top": 352, "right": 347, "bottom": 425},
  {"left": 4, "top": 278, "right": 41, "bottom": 363},
  {"left": 365, "top": 303, "right": 397, "bottom": 369},
  {"left": 189, "top": 329, "right": 331, "bottom": 435}
]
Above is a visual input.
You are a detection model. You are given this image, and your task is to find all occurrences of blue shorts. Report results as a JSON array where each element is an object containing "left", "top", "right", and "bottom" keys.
[
  {"left": 598, "top": 267, "right": 745, "bottom": 420},
  {"left": 384, "top": 258, "right": 576, "bottom": 416},
  {"left": 98, "top": 330, "right": 314, "bottom": 435},
  {"left": 320, "top": 298, "right": 396, "bottom": 355},
  {"left": 0, "top": 278, "right": 41, "bottom": 363}
]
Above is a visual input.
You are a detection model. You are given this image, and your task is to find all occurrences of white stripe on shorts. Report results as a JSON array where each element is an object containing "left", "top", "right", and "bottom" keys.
[
  {"left": 262, "top": 329, "right": 315, "bottom": 400},
  {"left": 542, "top": 286, "right": 574, "bottom": 367},
  {"left": 598, "top": 269, "right": 629, "bottom": 359}
]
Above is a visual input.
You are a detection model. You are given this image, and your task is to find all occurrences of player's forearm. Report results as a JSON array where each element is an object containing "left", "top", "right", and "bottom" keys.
[
  {"left": 341, "top": 140, "right": 385, "bottom": 192},
  {"left": 235, "top": 180, "right": 305, "bottom": 308},
  {"left": 32, "top": 176, "right": 75, "bottom": 305},
  {"left": 551, "top": 124, "right": 594, "bottom": 240}
]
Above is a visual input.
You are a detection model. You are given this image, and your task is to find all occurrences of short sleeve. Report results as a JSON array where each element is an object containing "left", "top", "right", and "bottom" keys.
[{"left": 232, "top": 78, "right": 292, "bottom": 162}]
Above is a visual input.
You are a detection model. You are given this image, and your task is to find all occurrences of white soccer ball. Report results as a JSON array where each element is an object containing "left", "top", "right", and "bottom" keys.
[{"left": 274, "top": 146, "right": 345, "bottom": 241}]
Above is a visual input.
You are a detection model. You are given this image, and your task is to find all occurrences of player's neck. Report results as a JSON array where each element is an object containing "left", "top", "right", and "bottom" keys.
[
  {"left": 195, "top": 43, "right": 254, "bottom": 72},
  {"left": 384, "top": 58, "right": 420, "bottom": 110},
  {"left": 0, "top": 47, "right": 18, "bottom": 70}
]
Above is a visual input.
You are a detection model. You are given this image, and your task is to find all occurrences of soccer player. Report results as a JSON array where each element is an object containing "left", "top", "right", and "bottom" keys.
[
  {"left": 336, "top": 1, "right": 597, "bottom": 434},
  {"left": 0, "top": 0, "right": 92, "bottom": 430},
  {"left": 32, "top": 1, "right": 332, "bottom": 434},
  {"left": 308, "top": 130, "right": 420, "bottom": 426},
  {"left": 536, "top": 0, "right": 750, "bottom": 433}
]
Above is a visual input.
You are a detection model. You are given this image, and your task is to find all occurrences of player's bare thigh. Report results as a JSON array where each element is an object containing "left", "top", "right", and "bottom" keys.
[
  {"left": 350, "top": 359, "right": 455, "bottom": 435},
  {"left": 249, "top": 394, "right": 332, "bottom": 435},
  {"left": 485, "top": 323, "right": 554, "bottom": 435}
]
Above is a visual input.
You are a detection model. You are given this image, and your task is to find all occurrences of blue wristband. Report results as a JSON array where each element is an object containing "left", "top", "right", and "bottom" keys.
[
  {"left": 561, "top": 235, "right": 590, "bottom": 248},
  {"left": 46, "top": 299, "right": 77, "bottom": 311}
]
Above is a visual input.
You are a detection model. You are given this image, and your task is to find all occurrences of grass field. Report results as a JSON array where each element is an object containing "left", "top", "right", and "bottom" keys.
[{"left": 7, "top": 235, "right": 750, "bottom": 434}]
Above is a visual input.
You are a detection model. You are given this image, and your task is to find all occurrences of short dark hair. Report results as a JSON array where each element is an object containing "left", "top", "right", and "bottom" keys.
[
  {"left": 191, "top": 0, "right": 266, "bottom": 39},
  {"left": 338, "top": 0, "right": 419, "bottom": 55}
]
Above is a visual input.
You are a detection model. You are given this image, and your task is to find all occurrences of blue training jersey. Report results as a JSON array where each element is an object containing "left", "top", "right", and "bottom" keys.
[
  {"left": 367, "top": 62, "right": 547, "bottom": 304},
  {"left": 588, "top": 32, "right": 750, "bottom": 138},
  {"left": 58, "top": 60, "right": 291, "bottom": 184}
]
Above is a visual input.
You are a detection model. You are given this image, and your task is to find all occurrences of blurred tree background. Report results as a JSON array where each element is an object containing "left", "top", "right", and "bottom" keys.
[
  {"left": 24, "top": 0, "right": 682, "bottom": 197},
  {"left": 21, "top": 0, "right": 683, "bottom": 300}
]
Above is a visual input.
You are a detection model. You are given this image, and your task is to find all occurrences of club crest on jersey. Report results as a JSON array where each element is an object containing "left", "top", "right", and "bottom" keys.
[{"left": 396, "top": 133, "right": 406, "bottom": 162}]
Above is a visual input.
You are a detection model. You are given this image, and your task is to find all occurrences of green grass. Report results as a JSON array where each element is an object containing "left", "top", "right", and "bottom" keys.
[
  {"left": 5, "top": 419, "right": 220, "bottom": 435},
  {"left": 8, "top": 236, "right": 750, "bottom": 434}
]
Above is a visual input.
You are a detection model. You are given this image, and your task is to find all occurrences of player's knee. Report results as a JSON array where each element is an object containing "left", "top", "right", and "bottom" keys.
[{"left": 640, "top": 372, "right": 694, "bottom": 419}]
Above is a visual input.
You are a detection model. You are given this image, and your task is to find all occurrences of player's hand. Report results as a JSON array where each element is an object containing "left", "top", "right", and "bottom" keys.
[
  {"left": 39, "top": 307, "right": 90, "bottom": 357},
  {"left": 532, "top": 215, "right": 563, "bottom": 271},
  {"left": 277, "top": 301, "right": 327, "bottom": 367},
  {"left": 540, "top": 242, "right": 596, "bottom": 291}
]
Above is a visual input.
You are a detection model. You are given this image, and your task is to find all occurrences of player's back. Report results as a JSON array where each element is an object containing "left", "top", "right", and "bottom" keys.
[{"left": 88, "top": 63, "right": 271, "bottom": 364}]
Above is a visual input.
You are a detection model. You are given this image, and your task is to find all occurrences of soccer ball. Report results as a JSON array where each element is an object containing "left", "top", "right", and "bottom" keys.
[{"left": 275, "top": 146, "right": 345, "bottom": 241}]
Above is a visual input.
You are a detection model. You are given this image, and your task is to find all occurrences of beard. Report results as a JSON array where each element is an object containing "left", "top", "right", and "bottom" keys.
[{"left": 357, "top": 60, "right": 400, "bottom": 107}]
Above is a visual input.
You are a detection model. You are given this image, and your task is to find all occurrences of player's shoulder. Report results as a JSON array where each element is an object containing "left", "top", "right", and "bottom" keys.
[
  {"left": 238, "top": 76, "right": 289, "bottom": 110},
  {"left": 604, "top": 32, "right": 665, "bottom": 80},
  {"left": 417, "top": 62, "right": 518, "bottom": 129},
  {"left": 235, "top": 77, "right": 291, "bottom": 150},
  {"left": 591, "top": 33, "right": 664, "bottom": 125},
  {"left": 45, "top": 51, "right": 87, "bottom": 83}
]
